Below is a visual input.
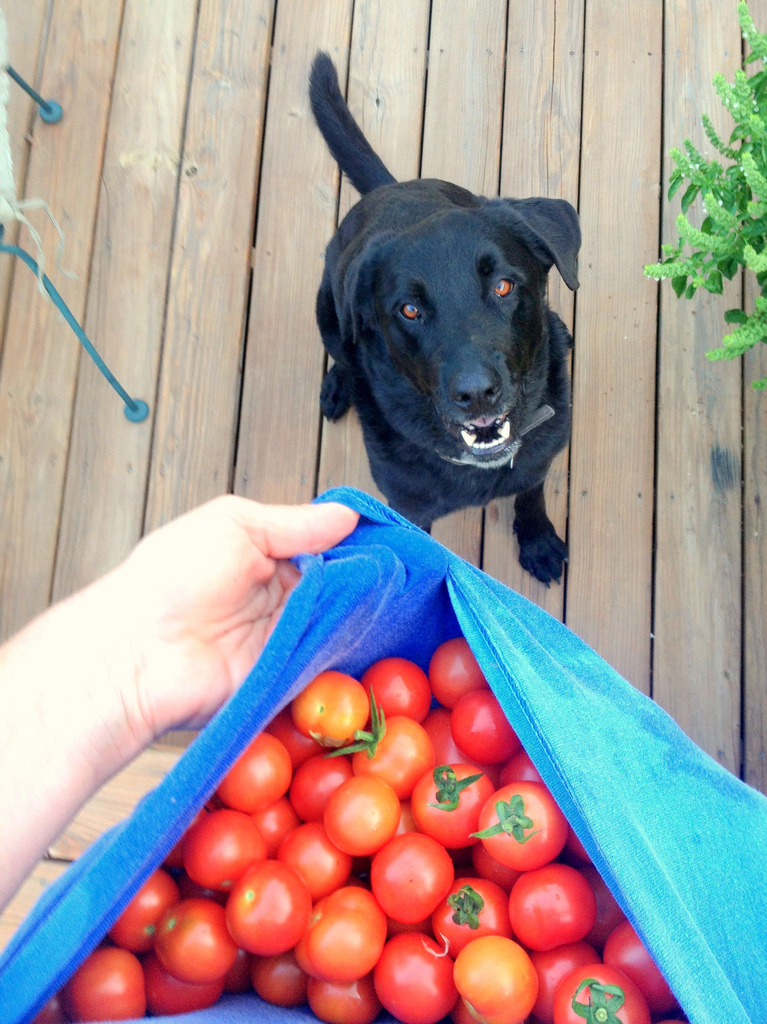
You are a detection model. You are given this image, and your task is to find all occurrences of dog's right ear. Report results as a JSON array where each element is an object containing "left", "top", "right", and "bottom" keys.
[{"left": 339, "top": 231, "right": 397, "bottom": 347}]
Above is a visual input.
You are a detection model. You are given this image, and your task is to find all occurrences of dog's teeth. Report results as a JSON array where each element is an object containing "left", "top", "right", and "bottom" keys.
[
  {"left": 498, "top": 419, "right": 510, "bottom": 441},
  {"left": 461, "top": 428, "right": 477, "bottom": 447}
]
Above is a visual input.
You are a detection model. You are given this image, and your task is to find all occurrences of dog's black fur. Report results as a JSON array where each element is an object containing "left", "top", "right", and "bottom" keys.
[{"left": 309, "top": 52, "right": 581, "bottom": 584}]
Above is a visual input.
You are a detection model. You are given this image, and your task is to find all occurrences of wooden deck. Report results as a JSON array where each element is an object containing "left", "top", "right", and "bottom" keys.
[{"left": 1, "top": 0, "right": 766, "bottom": 945}]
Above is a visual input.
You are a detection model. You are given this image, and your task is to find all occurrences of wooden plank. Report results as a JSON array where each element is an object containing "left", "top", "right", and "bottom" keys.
[
  {"left": 51, "top": 0, "right": 198, "bottom": 601},
  {"left": 743, "top": 2, "right": 767, "bottom": 797},
  {"left": 421, "top": 0, "right": 508, "bottom": 566},
  {"left": 235, "top": 1, "right": 355, "bottom": 505},
  {"left": 0, "top": 1, "right": 52, "bottom": 365},
  {"left": 483, "top": 0, "right": 584, "bottom": 616},
  {"left": 317, "top": 0, "right": 430, "bottom": 506},
  {"left": 565, "top": 3, "right": 662, "bottom": 692},
  {"left": 652, "top": 4, "right": 742, "bottom": 773},
  {"left": 0, "top": 859, "right": 67, "bottom": 953},
  {"left": 144, "top": 0, "right": 275, "bottom": 530},
  {"left": 0, "top": 0, "right": 125, "bottom": 643},
  {"left": 47, "top": 746, "right": 181, "bottom": 862}
]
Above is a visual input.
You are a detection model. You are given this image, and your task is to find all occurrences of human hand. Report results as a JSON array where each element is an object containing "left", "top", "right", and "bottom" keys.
[{"left": 115, "top": 495, "right": 359, "bottom": 744}]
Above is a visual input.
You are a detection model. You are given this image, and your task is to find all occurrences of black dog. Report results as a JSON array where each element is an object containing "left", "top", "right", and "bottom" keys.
[{"left": 309, "top": 52, "right": 580, "bottom": 584}]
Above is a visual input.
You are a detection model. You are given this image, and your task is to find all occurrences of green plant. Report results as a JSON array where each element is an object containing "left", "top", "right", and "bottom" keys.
[{"left": 644, "top": 1, "right": 767, "bottom": 388}]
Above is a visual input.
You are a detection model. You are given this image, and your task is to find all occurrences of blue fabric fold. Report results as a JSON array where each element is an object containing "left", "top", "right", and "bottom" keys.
[{"left": 1, "top": 487, "right": 764, "bottom": 1024}]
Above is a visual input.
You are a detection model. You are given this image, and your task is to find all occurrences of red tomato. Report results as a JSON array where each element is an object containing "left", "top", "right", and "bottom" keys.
[
  {"left": 142, "top": 951, "right": 225, "bottom": 1015},
  {"left": 422, "top": 707, "right": 471, "bottom": 765},
  {"left": 301, "top": 886, "right": 387, "bottom": 982},
  {"left": 603, "top": 921, "right": 678, "bottom": 1014},
  {"left": 371, "top": 832, "right": 455, "bottom": 923},
  {"left": 251, "top": 796, "right": 301, "bottom": 857},
  {"left": 155, "top": 897, "right": 238, "bottom": 984},
  {"left": 222, "top": 947, "right": 253, "bottom": 993},
  {"left": 217, "top": 733, "right": 292, "bottom": 813},
  {"left": 183, "top": 808, "right": 267, "bottom": 891},
  {"left": 470, "top": 840, "right": 522, "bottom": 893},
  {"left": 563, "top": 825, "right": 591, "bottom": 864},
  {"left": 63, "top": 947, "right": 146, "bottom": 1022},
  {"left": 175, "top": 874, "right": 228, "bottom": 906},
  {"left": 30, "top": 995, "right": 67, "bottom": 1024},
  {"left": 474, "top": 782, "right": 568, "bottom": 871},
  {"left": 308, "top": 972, "right": 382, "bottom": 1024},
  {"left": 530, "top": 941, "right": 601, "bottom": 1024},
  {"left": 508, "top": 863, "right": 597, "bottom": 951},
  {"left": 396, "top": 798, "right": 419, "bottom": 835},
  {"left": 352, "top": 715, "right": 435, "bottom": 798},
  {"left": 386, "top": 914, "right": 435, "bottom": 938},
  {"left": 499, "top": 748, "right": 543, "bottom": 785},
  {"left": 292, "top": 671, "right": 370, "bottom": 746},
  {"left": 552, "top": 964, "right": 651, "bottom": 1024},
  {"left": 431, "top": 876, "right": 512, "bottom": 956},
  {"left": 428, "top": 637, "right": 489, "bottom": 708},
  {"left": 411, "top": 763, "right": 495, "bottom": 848},
  {"left": 266, "top": 705, "right": 324, "bottom": 767},
  {"left": 374, "top": 933, "right": 458, "bottom": 1024},
  {"left": 581, "top": 865, "right": 627, "bottom": 950},
  {"left": 451, "top": 690, "right": 521, "bottom": 764},
  {"left": 108, "top": 868, "right": 180, "bottom": 952},
  {"left": 361, "top": 657, "right": 432, "bottom": 722},
  {"left": 323, "top": 775, "right": 401, "bottom": 856},
  {"left": 226, "top": 859, "right": 312, "bottom": 955},
  {"left": 278, "top": 821, "right": 352, "bottom": 900},
  {"left": 290, "top": 753, "right": 354, "bottom": 822},
  {"left": 453, "top": 935, "right": 538, "bottom": 1024},
  {"left": 251, "top": 950, "right": 308, "bottom": 1006},
  {"left": 164, "top": 808, "right": 207, "bottom": 869}
]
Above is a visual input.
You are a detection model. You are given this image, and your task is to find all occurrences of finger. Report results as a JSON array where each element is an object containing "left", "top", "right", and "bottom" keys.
[{"left": 227, "top": 498, "right": 359, "bottom": 560}]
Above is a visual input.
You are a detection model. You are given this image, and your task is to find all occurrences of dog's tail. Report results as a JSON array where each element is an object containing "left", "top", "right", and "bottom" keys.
[{"left": 309, "top": 52, "right": 397, "bottom": 195}]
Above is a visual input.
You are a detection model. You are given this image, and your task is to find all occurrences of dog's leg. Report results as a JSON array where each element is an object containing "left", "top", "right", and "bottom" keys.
[
  {"left": 316, "top": 278, "right": 352, "bottom": 421},
  {"left": 513, "top": 482, "right": 568, "bottom": 585},
  {"left": 320, "top": 362, "right": 352, "bottom": 421}
]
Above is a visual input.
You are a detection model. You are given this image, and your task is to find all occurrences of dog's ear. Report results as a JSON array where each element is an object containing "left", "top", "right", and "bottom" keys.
[
  {"left": 339, "top": 231, "right": 397, "bottom": 346},
  {"left": 487, "top": 197, "right": 581, "bottom": 291}
]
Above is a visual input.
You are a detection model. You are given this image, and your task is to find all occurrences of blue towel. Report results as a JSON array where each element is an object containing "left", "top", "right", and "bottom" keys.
[{"left": 1, "top": 487, "right": 765, "bottom": 1024}]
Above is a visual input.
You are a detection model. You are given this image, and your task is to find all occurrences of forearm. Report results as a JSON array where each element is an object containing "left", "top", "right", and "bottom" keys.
[{"left": 0, "top": 570, "right": 145, "bottom": 911}]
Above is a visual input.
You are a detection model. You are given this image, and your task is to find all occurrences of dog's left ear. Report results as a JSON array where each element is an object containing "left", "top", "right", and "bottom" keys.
[{"left": 487, "top": 197, "right": 581, "bottom": 290}]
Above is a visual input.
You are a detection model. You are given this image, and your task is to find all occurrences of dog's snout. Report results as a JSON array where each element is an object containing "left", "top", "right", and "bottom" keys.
[{"left": 449, "top": 365, "right": 502, "bottom": 411}]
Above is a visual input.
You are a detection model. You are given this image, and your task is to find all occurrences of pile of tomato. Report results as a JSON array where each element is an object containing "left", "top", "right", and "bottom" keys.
[{"left": 37, "top": 638, "right": 687, "bottom": 1024}]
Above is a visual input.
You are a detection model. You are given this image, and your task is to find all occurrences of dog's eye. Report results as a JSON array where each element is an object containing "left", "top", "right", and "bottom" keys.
[
  {"left": 400, "top": 303, "right": 420, "bottom": 320},
  {"left": 494, "top": 279, "right": 514, "bottom": 297}
]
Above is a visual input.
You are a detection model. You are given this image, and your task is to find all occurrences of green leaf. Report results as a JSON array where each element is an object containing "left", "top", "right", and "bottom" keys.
[
  {"left": 718, "top": 256, "right": 741, "bottom": 280},
  {"left": 681, "top": 184, "right": 700, "bottom": 214},
  {"left": 685, "top": 282, "right": 698, "bottom": 299},
  {"left": 724, "top": 308, "right": 749, "bottom": 324},
  {"left": 668, "top": 173, "right": 684, "bottom": 201},
  {"left": 672, "top": 275, "right": 688, "bottom": 297},
  {"left": 702, "top": 269, "right": 724, "bottom": 294}
]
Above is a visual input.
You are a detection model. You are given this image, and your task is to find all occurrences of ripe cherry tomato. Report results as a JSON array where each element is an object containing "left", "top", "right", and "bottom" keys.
[
  {"left": 216, "top": 733, "right": 292, "bottom": 813},
  {"left": 278, "top": 821, "right": 352, "bottom": 900},
  {"left": 470, "top": 840, "right": 521, "bottom": 893},
  {"left": 290, "top": 752, "right": 354, "bottom": 822},
  {"left": 142, "top": 951, "right": 225, "bottom": 1015},
  {"left": 251, "top": 796, "right": 301, "bottom": 857},
  {"left": 474, "top": 781, "right": 568, "bottom": 871},
  {"left": 292, "top": 670, "right": 370, "bottom": 746},
  {"left": 374, "top": 932, "right": 458, "bottom": 1024},
  {"left": 361, "top": 657, "right": 432, "bottom": 722},
  {"left": 301, "top": 886, "right": 387, "bottom": 983},
  {"left": 250, "top": 950, "right": 308, "bottom": 1007},
  {"left": 603, "top": 920, "right": 678, "bottom": 1014},
  {"left": 30, "top": 994, "right": 67, "bottom": 1024},
  {"left": 411, "top": 763, "right": 495, "bottom": 848},
  {"left": 183, "top": 808, "right": 267, "bottom": 891},
  {"left": 451, "top": 690, "right": 521, "bottom": 764},
  {"left": 499, "top": 748, "right": 543, "bottom": 785},
  {"left": 108, "top": 868, "right": 180, "bottom": 953},
  {"left": 431, "top": 876, "right": 512, "bottom": 956},
  {"left": 63, "top": 947, "right": 146, "bottom": 1022},
  {"left": 563, "top": 825, "right": 591, "bottom": 865},
  {"left": 266, "top": 705, "right": 324, "bottom": 767},
  {"left": 226, "top": 859, "right": 312, "bottom": 955},
  {"left": 222, "top": 947, "right": 254, "bottom": 993},
  {"left": 422, "top": 707, "right": 471, "bottom": 765},
  {"left": 530, "top": 941, "right": 601, "bottom": 1024},
  {"left": 371, "top": 832, "right": 455, "bottom": 923},
  {"left": 453, "top": 935, "right": 538, "bottom": 1024},
  {"left": 552, "top": 964, "right": 651, "bottom": 1024},
  {"left": 581, "top": 864, "right": 627, "bottom": 950},
  {"left": 352, "top": 715, "right": 435, "bottom": 798},
  {"left": 307, "top": 972, "right": 382, "bottom": 1024},
  {"left": 155, "top": 897, "right": 238, "bottom": 984},
  {"left": 508, "top": 863, "right": 597, "bottom": 951},
  {"left": 428, "top": 637, "right": 489, "bottom": 708},
  {"left": 323, "top": 775, "right": 401, "bottom": 856}
]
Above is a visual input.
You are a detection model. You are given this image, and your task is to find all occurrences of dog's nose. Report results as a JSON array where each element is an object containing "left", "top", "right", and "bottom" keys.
[{"left": 448, "top": 366, "right": 502, "bottom": 411}]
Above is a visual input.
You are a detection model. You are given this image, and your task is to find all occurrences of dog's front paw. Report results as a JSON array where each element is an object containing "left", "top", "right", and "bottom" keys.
[
  {"left": 514, "top": 524, "right": 568, "bottom": 586},
  {"left": 320, "top": 363, "right": 352, "bottom": 421}
]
